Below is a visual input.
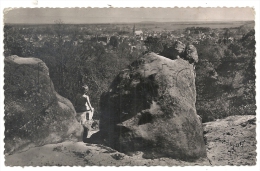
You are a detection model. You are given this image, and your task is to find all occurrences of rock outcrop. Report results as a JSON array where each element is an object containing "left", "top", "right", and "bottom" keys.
[
  {"left": 183, "top": 44, "right": 199, "bottom": 64},
  {"left": 4, "top": 55, "right": 83, "bottom": 154},
  {"left": 204, "top": 115, "right": 256, "bottom": 165},
  {"left": 175, "top": 41, "right": 186, "bottom": 52},
  {"left": 160, "top": 41, "right": 199, "bottom": 65},
  {"left": 91, "top": 52, "right": 206, "bottom": 160}
]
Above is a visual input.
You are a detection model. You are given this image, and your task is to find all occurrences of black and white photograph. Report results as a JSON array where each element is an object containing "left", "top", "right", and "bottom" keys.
[{"left": 1, "top": 2, "right": 258, "bottom": 167}]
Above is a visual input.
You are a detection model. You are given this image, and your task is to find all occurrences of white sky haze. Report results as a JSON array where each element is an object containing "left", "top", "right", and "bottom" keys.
[{"left": 4, "top": 7, "right": 255, "bottom": 24}]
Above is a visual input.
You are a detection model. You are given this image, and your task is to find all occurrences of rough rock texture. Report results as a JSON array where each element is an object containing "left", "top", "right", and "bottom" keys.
[
  {"left": 204, "top": 115, "right": 256, "bottom": 165},
  {"left": 174, "top": 41, "right": 186, "bottom": 55},
  {"left": 5, "top": 115, "right": 255, "bottom": 166},
  {"left": 4, "top": 55, "right": 83, "bottom": 154},
  {"left": 160, "top": 41, "right": 198, "bottom": 65},
  {"left": 160, "top": 41, "right": 186, "bottom": 60},
  {"left": 92, "top": 52, "right": 206, "bottom": 160},
  {"left": 183, "top": 44, "right": 199, "bottom": 64},
  {"left": 5, "top": 141, "right": 209, "bottom": 166}
]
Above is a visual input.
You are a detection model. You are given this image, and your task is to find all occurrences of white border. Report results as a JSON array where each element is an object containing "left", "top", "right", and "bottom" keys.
[{"left": 0, "top": 0, "right": 259, "bottom": 171}]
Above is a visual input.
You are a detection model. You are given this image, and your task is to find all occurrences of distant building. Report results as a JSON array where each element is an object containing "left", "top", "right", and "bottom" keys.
[
  {"left": 134, "top": 30, "right": 143, "bottom": 40},
  {"left": 228, "top": 37, "right": 234, "bottom": 43},
  {"left": 193, "top": 40, "right": 200, "bottom": 45},
  {"left": 91, "top": 35, "right": 110, "bottom": 44},
  {"left": 134, "top": 30, "right": 143, "bottom": 35}
]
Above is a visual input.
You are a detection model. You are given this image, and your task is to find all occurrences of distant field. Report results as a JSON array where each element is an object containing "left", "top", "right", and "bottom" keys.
[
  {"left": 6, "top": 21, "right": 254, "bottom": 32},
  {"left": 133, "top": 21, "right": 254, "bottom": 31}
]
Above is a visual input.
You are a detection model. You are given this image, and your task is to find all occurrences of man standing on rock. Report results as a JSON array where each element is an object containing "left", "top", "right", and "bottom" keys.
[
  {"left": 82, "top": 85, "right": 94, "bottom": 121},
  {"left": 81, "top": 85, "right": 94, "bottom": 142}
]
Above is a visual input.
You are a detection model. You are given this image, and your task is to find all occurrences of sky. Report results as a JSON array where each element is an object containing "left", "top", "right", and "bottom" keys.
[{"left": 4, "top": 7, "right": 255, "bottom": 24}]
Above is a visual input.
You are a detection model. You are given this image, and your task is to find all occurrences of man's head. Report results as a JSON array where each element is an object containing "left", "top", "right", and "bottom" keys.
[{"left": 83, "top": 85, "right": 89, "bottom": 93}]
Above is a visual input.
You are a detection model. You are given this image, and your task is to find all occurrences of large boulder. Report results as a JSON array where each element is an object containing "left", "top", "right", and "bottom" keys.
[
  {"left": 94, "top": 52, "right": 207, "bottom": 160},
  {"left": 4, "top": 55, "right": 83, "bottom": 154}
]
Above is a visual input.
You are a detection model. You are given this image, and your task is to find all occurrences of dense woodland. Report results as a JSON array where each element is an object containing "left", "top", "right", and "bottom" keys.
[{"left": 4, "top": 22, "right": 255, "bottom": 122}]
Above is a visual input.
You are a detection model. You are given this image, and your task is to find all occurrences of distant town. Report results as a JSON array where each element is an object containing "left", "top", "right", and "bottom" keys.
[{"left": 6, "top": 21, "right": 253, "bottom": 55}]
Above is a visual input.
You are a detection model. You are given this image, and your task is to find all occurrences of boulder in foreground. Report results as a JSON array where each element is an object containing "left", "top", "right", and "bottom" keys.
[{"left": 4, "top": 55, "right": 83, "bottom": 154}]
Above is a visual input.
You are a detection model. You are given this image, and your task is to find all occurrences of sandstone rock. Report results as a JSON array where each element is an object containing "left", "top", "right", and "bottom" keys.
[
  {"left": 197, "top": 114, "right": 202, "bottom": 124},
  {"left": 161, "top": 41, "right": 186, "bottom": 60},
  {"left": 160, "top": 41, "right": 198, "bottom": 65},
  {"left": 4, "top": 55, "right": 83, "bottom": 154},
  {"left": 183, "top": 44, "right": 199, "bottom": 64},
  {"left": 203, "top": 115, "right": 256, "bottom": 165},
  {"left": 93, "top": 52, "right": 207, "bottom": 160},
  {"left": 174, "top": 40, "right": 186, "bottom": 55}
]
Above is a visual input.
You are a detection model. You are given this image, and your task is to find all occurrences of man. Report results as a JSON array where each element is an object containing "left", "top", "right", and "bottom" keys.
[
  {"left": 81, "top": 85, "right": 94, "bottom": 142},
  {"left": 82, "top": 85, "right": 94, "bottom": 121}
]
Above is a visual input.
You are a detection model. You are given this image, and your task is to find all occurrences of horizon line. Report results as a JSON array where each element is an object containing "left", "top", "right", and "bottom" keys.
[{"left": 4, "top": 20, "right": 254, "bottom": 25}]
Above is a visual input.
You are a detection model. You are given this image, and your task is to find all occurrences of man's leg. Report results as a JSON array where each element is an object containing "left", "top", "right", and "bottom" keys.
[
  {"left": 89, "top": 108, "right": 94, "bottom": 120},
  {"left": 82, "top": 112, "right": 91, "bottom": 140}
]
